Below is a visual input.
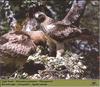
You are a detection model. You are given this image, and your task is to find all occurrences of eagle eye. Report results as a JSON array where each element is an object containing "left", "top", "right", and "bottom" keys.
[{"left": 35, "top": 13, "right": 46, "bottom": 23}]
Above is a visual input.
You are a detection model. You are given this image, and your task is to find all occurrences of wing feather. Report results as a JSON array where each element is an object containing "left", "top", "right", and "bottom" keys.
[{"left": 44, "top": 24, "right": 82, "bottom": 41}]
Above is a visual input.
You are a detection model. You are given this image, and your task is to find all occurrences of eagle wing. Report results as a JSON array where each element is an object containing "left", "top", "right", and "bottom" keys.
[{"left": 45, "top": 24, "right": 82, "bottom": 42}]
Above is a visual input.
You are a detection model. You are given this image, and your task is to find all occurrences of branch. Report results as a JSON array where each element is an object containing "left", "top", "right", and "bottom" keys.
[
  {"left": 2, "top": 0, "right": 17, "bottom": 30},
  {"left": 62, "top": 0, "right": 87, "bottom": 26}
]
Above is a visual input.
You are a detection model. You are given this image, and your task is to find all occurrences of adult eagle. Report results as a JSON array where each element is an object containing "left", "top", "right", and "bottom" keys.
[{"left": 34, "top": 0, "right": 87, "bottom": 57}]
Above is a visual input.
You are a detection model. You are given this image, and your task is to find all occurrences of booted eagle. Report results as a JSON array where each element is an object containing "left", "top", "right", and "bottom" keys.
[{"left": 0, "top": 31, "right": 36, "bottom": 68}]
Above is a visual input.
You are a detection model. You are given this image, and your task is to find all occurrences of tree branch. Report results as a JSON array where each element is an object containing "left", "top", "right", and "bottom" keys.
[{"left": 3, "top": 0, "right": 17, "bottom": 30}]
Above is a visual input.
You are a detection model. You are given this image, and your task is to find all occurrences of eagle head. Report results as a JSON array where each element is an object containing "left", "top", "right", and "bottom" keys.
[{"left": 34, "top": 12, "right": 46, "bottom": 23}]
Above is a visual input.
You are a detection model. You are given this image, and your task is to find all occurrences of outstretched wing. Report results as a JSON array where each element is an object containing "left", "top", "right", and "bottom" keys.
[
  {"left": 62, "top": 0, "right": 87, "bottom": 26},
  {"left": 44, "top": 24, "right": 82, "bottom": 42}
]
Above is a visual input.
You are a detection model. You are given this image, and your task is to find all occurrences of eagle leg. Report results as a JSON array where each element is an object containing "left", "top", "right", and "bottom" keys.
[{"left": 56, "top": 42, "right": 65, "bottom": 58}]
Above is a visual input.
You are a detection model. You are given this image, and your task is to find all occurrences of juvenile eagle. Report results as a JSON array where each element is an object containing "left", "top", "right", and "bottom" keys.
[
  {"left": 34, "top": 12, "right": 84, "bottom": 57},
  {"left": 33, "top": 0, "right": 87, "bottom": 57},
  {"left": 0, "top": 31, "right": 36, "bottom": 68}
]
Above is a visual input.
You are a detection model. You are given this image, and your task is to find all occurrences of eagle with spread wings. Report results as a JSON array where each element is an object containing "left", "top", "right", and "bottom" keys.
[{"left": 34, "top": 0, "right": 87, "bottom": 57}]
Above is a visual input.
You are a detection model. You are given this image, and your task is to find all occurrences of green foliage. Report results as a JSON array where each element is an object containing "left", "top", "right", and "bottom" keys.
[{"left": 80, "top": 2, "right": 99, "bottom": 34}]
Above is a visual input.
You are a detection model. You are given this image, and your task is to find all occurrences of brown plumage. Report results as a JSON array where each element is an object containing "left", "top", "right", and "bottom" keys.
[
  {"left": 34, "top": 12, "right": 83, "bottom": 57},
  {"left": 15, "top": 30, "right": 56, "bottom": 57},
  {"left": 26, "top": 31, "right": 47, "bottom": 46},
  {"left": 61, "top": 0, "right": 87, "bottom": 26},
  {"left": 28, "top": 30, "right": 56, "bottom": 56},
  {"left": 35, "top": 12, "right": 82, "bottom": 41},
  {"left": 0, "top": 31, "right": 36, "bottom": 68},
  {"left": 46, "top": 24, "right": 82, "bottom": 42}
]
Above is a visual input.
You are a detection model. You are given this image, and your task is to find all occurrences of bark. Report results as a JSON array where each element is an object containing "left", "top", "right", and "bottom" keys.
[{"left": 0, "top": 3, "right": 4, "bottom": 36}]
